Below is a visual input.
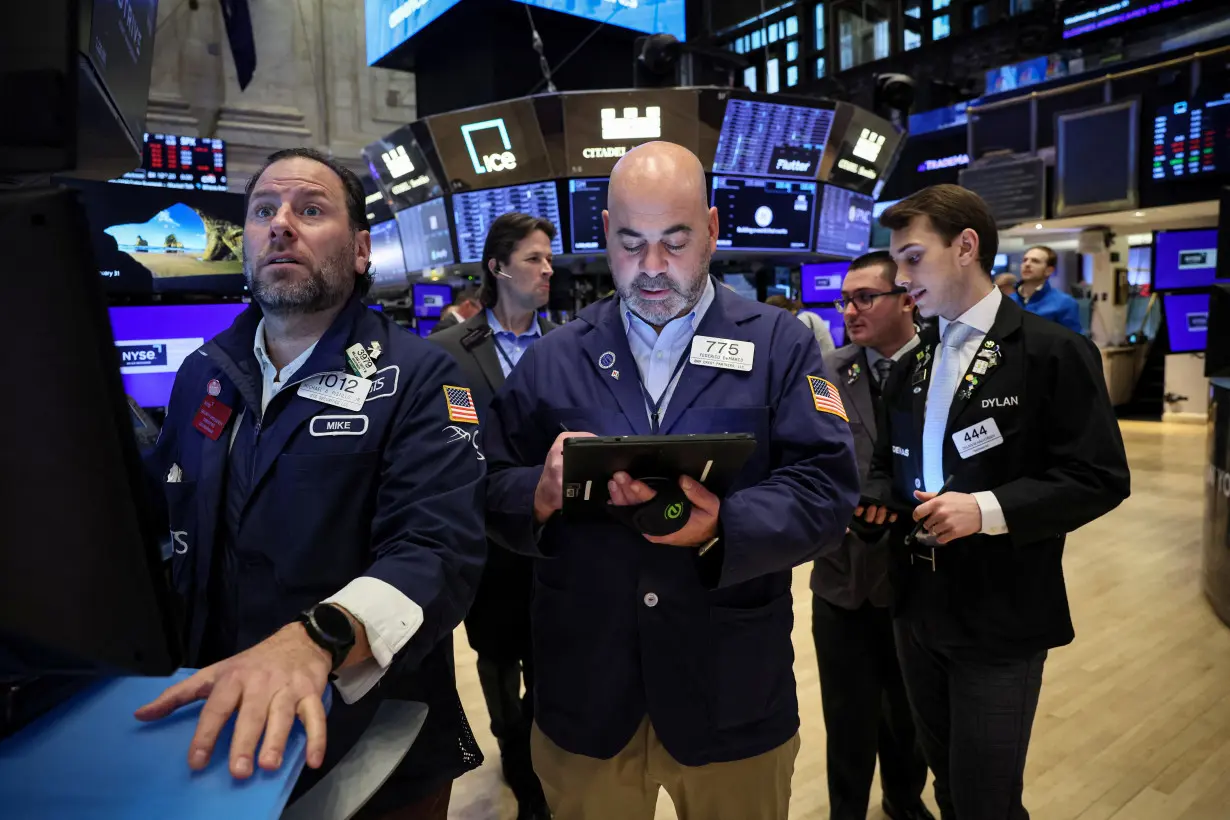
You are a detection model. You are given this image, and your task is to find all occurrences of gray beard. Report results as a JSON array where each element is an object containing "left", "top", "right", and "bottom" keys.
[
  {"left": 618, "top": 252, "right": 711, "bottom": 327},
  {"left": 246, "top": 242, "right": 354, "bottom": 316}
]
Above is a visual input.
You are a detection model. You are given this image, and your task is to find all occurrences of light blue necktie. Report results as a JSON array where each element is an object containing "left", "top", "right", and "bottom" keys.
[{"left": 921, "top": 321, "right": 973, "bottom": 494}]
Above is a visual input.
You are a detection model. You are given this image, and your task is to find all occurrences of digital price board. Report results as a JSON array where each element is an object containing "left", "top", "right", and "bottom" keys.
[
  {"left": 113, "top": 133, "right": 227, "bottom": 191},
  {"left": 712, "top": 99, "right": 835, "bottom": 179},
  {"left": 452, "top": 181, "right": 563, "bottom": 263},
  {"left": 1151, "top": 95, "right": 1230, "bottom": 181}
]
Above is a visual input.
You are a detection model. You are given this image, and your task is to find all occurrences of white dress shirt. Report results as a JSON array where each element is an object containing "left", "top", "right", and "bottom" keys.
[
  {"left": 247, "top": 319, "right": 424, "bottom": 703},
  {"left": 930, "top": 288, "right": 1009, "bottom": 536}
]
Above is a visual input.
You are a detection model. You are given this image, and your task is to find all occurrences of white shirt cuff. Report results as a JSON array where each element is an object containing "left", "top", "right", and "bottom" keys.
[
  {"left": 973, "top": 491, "right": 1009, "bottom": 536},
  {"left": 323, "top": 576, "right": 424, "bottom": 704}
]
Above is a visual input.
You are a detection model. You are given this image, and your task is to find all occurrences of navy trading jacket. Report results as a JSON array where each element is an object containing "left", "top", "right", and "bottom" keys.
[
  {"left": 483, "top": 284, "right": 860, "bottom": 766},
  {"left": 144, "top": 294, "right": 486, "bottom": 802}
]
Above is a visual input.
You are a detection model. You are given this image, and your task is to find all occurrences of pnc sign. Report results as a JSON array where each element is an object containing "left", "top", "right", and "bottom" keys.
[{"left": 461, "top": 118, "right": 519, "bottom": 175}]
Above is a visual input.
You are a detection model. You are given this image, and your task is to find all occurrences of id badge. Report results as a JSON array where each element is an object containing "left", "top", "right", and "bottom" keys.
[
  {"left": 297, "top": 372, "right": 373, "bottom": 412},
  {"left": 689, "top": 335, "right": 755, "bottom": 372}
]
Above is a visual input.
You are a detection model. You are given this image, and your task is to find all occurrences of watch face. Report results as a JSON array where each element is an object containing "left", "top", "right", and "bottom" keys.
[{"left": 315, "top": 605, "right": 353, "bottom": 642}]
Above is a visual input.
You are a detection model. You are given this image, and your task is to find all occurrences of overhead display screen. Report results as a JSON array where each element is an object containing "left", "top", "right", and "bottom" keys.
[
  {"left": 1151, "top": 95, "right": 1230, "bottom": 182},
  {"left": 453, "top": 181, "right": 564, "bottom": 264},
  {"left": 113, "top": 134, "right": 227, "bottom": 192},
  {"left": 1154, "top": 229, "right": 1220, "bottom": 290},
  {"left": 562, "top": 89, "right": 699, "bottom": 176},
  {"left": 510, "top": 0, "right": 687, "bottom": 40},
  {"left": 815, "top": 185, "right": 874, "bottom": 258},
  {"left": 396, "top": 198, "right": 456, "bottom": 272},
  {"left": 824, "top": 105, "right": 903, "bottom": 196},
  {"left": 428, "top": 99, "right": 553, "bottom": 192},
  {"left": 801, "top": 261, "right": 849, "bottom": 304},
  {"left": 369, "top": 219, "right": 409, "bottom": 291},
  {"left": 89, "top": 0, "right": 159, "bottom": 143},
  {"left": 363, "top": 125, "right": 444, "bottom": 209},
  {"left": 713, "top": 99, "right": 836, "bottom": 179},
  {"left": 366, "top": 0, "right": 463, "bottom": 65},
  {"left": 569, "top": 178, "right": 609, "bottom": 253},
  {"left": 1063, "top": 0, "right": 1194, "bottom": 40},
  {"left": 711, "top": 176, "right": 817, "bottom": 252},
  {"left": 1164, "top": 293, "right": 1208, "bottom": 353}
]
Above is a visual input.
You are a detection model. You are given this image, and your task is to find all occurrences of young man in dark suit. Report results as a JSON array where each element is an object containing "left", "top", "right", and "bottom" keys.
[
  {"left": 429, "top": 212, "right": 556, "bottom": 820},
  {"left": 813, "top": 251, "right": 933, "bottom": 820},
  {"left": 859, "top": 185, "right": 1131, "bottom": 819}
]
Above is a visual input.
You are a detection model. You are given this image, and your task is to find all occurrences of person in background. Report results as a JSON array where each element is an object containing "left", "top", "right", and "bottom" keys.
[
  {"left": 994, "top": 272, "right": 1018, "bottom": 297},
  {"left": 483, "top": 141, "right": 860, "bottom": 820},
  {"left": 136, "top": 148, "right": 487, "bottom": 819},
  {"left": 860, "top": 184, "right": 1130, "bottom": 820},
  {"left": 1011, "top": 245, "right": 1082, "bottom": 334},
  {"left": 431, "top": 286, "right": 483, "bottom": 335},
  {"left": 429, "top": 212, "right": 556, "bottom": 820},
  {"left": 812, "top": 251, "right": 934, "bottom": 820},
  {"left": 765, "top": 293, "right": 836, "bottom": 355}
]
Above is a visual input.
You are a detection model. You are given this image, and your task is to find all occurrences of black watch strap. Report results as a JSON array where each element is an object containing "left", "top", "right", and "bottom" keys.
[{"left": 298, "top": 603, "right": 355, "bottom": 672}]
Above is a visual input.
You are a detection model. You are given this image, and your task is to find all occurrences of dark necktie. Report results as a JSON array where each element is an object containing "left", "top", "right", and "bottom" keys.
[{"left": 873, "top": 357, "right": 894, "bottom": 386}]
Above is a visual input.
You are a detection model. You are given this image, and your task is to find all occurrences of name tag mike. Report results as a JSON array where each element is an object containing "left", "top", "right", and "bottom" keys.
[{"left": 689, "top": 335, "right": 755, "bottom": 372}]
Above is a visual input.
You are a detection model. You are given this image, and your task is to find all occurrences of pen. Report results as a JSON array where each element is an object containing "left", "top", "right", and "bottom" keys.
[{"left": 905, "top": 474, "right": 954, "bottom": 546}]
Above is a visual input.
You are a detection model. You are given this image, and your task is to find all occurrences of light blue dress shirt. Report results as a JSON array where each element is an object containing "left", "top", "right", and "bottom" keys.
[
  {"left": 621, "top": 276, "right": 717, "bottom": 425},
  {"left": 487, "top": 309, "right": 544, "bottom": 377}
]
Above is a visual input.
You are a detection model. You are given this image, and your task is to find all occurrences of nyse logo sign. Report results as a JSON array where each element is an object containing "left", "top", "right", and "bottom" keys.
[
  {"left": 852, "top": 128, "right": 886, "bottom": 163},
  {"left": 118, "top": 343, "right": 168, "bottom": 368},
  {"left": 601, "top": 106, "right": 661, "bottom": 141},
  {"left": 1187, "top": 311, "right": 1209, "bottom": 332},
  {"left": 462, "top": 119, "right": 518, "bottom": 175},
  {"left": 1179, "top": 249, "right": 1217, "bottom": 270}
]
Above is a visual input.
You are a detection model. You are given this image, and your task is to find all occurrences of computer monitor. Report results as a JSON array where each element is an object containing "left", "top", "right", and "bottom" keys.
[
  {"left": 368, "top": 218, "right": 409, "bottom": 293},
  {"left": 711, "top": 176, "right": 818, "bottom": 252},
  {"left": 416, "top": 318, "right": 439, "bottom": 337},
  {"left": 568, "top": 178, "right": 609, "bottom": 253},
  {"left": 1153, "top": 229, "right": 1221, "bottom": 291},
  {"left": 1055, "top": 99, "right": 1139, "bottom": 218},
  {"left": 712, "top": 98, "right": 836, "bottom": 179},
  {"left": 452, "top": 181, "right": 564, "bottom": 264},
  {"left": 801, "top": 261, "right": 848, "bottom": 304},
  {"left": 1, "top": 186, "right": 180, "bottom": 680},
  {"left": 1163, "top": 293, "right": 1209, "bottom": 353},
  {"left": 414, "top": 283, "right": 453, "bottom": 318},
  {"left": 395, "top": 198, "right": 456, "bottom": 272},
  {"left": 814, "top": 185, "right": 873, "bottom": 258},
  {"left": 801, "top": 306, "right": 845, "bottom": 347}
]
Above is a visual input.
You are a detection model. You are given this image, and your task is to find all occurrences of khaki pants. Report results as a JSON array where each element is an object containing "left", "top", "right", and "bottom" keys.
[{"left": 530, "top": 719, "right": 800, "bottom": 820}]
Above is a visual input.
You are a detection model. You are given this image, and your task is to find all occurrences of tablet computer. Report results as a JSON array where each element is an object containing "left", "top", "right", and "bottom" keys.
[{"left": 561, "top": 433, "right": 757, "bottom": 517}]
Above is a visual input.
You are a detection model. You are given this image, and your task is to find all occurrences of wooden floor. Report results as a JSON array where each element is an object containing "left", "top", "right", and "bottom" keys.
[{"left": 447, "top": 421, "right": 1230, "bottom": 819}]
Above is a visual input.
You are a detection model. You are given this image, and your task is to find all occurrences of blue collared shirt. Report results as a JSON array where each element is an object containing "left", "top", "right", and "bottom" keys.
[
  {"left": 1010, "top": 279, "right": 1083, "bottom": 335},
  {"left": 487, "top": 309, "right": 544, "bottom": 377},
  {"left": 621, "top": 276, "right": 717, "bottom": 424}
]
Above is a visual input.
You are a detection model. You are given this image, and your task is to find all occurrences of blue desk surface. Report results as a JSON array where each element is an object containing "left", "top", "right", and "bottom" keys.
[{"left": 0, "top": 670, "right": 327, "bottom": 819}]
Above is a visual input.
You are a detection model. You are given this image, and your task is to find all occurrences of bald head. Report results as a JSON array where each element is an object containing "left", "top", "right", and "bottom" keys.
[{"left": 603, "top": 142, "right": 719, "bottom": 327}]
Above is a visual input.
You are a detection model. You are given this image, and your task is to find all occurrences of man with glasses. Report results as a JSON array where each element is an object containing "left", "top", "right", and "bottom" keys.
[{"left": 812, "top": 251, "right": 933, "bottom": 820}]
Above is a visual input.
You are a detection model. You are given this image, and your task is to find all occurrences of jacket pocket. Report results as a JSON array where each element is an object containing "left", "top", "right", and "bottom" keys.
[{"left": 706, "top": 592, "right": 794, "bottom": 731}]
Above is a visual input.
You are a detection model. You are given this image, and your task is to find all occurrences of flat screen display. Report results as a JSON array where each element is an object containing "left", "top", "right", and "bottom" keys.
[
  {"left": 452, "top": 181, "right": 564, "bottom": 264},
  {"left": 75, "top": 179, "right": 247, "bottom": 295},
  {"left": 800, "top": 307, "right": 845, "bottom": 347},
  {"left": 414, "top": 283, "right": 452, "bottom": 318},
  {"left": 1055, "top": 100, "right": 1138, "bottom": 217},
  {"left": 109, "top": 303, "right": 248, "bottom": 408},
  {"left": 1063, "top": 0, "right": 1194, "bottom": 40},
  {"left": 1153, "top": 229, "right": 1220, "bottom": 290},
  {"left": 396, "top": 198, "right": 456, "bottom": 272},
  {"left": 112, "top": 134, "right": 227, "bottom": 191},
  {"left": 569, "top": 178, "right": 608, "bottom": 253},
  {"left": 366, "top": 0, "right": 463, "bottom": 64},
  {"left": 815, "top": 185, "right": 873, "bottom": 258},
  {"left": 712, "top": 176, "right": 817, "bottom": 252},
  {"left": 88, "top": 0, "right": 159, "bottom": 144},
  {"left": 712, "top": 99, "right": 836, "bottom": 179},
  {"left": 870, "top": 198, "right": 899, "bottom": 250},
  {"left": 369, "top": 218, "right": 409, "bottom": 291},
  {"left": 1150, "top": 95, "right": 1230, "bottom": 182},
  {"left": 801, "top": 261, "right": 848, "bottom": 304},
  {"left": 510, "top": 0, "right": 687, "bottom": 40},
  {"left": 428, "top": 99, "right": 553, "bottom": 191},
  {"left": 417, "top": 318, "right": 439, "bottom": 337},
  {"left": 562, "top": 89, "right": 699, "bottom": 176},
  {"left": 1164, "top": 293, "right": 1208, "bottom": 352},
  {"left": 363, "top": 125, "right": 444, "bottom": 209}
]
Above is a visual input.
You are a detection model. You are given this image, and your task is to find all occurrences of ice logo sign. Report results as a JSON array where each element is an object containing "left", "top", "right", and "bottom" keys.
[
  {"left": 461, "top": 118, "right": 519, "bottom": 175},
  {"left": 852, "top": 129, "right": 886, "bottom": 163},
  {"left": 601, "top": 106, "right": 662, "bottom": 141}
]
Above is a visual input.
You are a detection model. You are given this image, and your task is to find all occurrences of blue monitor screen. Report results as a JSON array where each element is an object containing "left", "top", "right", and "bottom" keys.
[
  {"left": 569, "top": 178, "right": 609, "bottom": 253},
  {"left": 1164, "top": 293, "right": 1208, "bottom": 353},
  {"left": 417, "top": 318, "right": 439, "bottom": 337},
  {"left": 369, "top": 219, "right": 408, "bottom": 291},
  {"left": 712, "top": 176, "right": 817, "bottom": 252},
  {"left": 453, "top": 182, "right": 564, "bottom": 264},
  {"left": 801, "top": 261, "right": 848, "bottom": 304},
  {"left": 801, "top": 307, "right": 845, "bottom": 347},
  {"left": 396, "top": 198, "right": 456, "bottom": 272},
  {"left": 366, "top": 0, "right": 463, "bottom": 64},
  {"left": 712, "top": 99, "right": 835, "bottom": 179},
  {"left": 109, "top": 304, "right": 248, "bottom": 408},
  {"left": 510, "top": 0, "right": 686, "bottom": 41},
  {"left": 1154, "top": 229, "right": 1220, "bottom": 290},
  {"left": 815, "top": 185, "right": 873, "bottom": 258},
  {"left": 414, "top": 283, "right": 453, "bottom": 318}
]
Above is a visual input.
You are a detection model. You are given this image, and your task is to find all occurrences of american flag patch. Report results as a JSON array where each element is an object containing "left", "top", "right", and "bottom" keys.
[
  {"left": 808, "top": 376, "right": 848, "bottom": 422},
  {"left": 443, "top": 385, "right": 479, "bottom": 424}
]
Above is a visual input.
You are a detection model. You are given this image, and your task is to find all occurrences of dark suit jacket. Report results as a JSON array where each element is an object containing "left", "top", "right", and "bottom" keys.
[
  {"left": 865, "top": 296, "right": 1131, "bottom": 657},
  {"left": 429, "top": 309, "right": 556, "bottom": 658},
  {"left": 810, "top": 344, "right": 893, "bottom": 609}
]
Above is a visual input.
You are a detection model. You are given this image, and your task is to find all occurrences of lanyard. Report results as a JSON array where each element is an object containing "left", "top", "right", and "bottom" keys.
[
  {"left": 638, "top": 352, "right": 690, "bottom": 435},
  {"left": 492, "top": 336, "right": 518, "bottom": 373}
]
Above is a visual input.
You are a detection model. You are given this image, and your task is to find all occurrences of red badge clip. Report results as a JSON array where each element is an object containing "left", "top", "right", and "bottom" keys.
[{"left": 192, "top": 396, "right": 234, "bottom": 441}]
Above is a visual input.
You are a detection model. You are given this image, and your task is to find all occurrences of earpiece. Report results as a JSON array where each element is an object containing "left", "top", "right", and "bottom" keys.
[{"left": 495, "top": 267, "right": 512, "bottom": 279}]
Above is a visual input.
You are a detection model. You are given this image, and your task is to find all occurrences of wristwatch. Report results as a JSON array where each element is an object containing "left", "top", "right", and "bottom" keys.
[{"left": 298, "top": 603, "right": 356, "bottom": 672}]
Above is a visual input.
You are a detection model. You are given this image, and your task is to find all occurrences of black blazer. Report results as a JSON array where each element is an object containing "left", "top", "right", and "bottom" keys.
[
  {"left": 811, "top": 344, "right": 893, "bottom": 609},
  {"left": 429, "top": 310, "right": 558, "bottom": 411},
  {"left": 866, "top": 296, "right": 1131, "bottom": 656}
]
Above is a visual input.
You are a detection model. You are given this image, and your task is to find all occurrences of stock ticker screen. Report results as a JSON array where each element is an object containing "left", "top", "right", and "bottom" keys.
[
  {"left": 569, "top": 178, "right": 609, "bottom": 253},
  {"left": 712, "top": 176, "right": 817, "bottom": 252},
  {"left": 113, "top": 134, "right": 227, "bottom": 191},
  {"left": 1151, "top": 95, "right": 1230, "bottom": 181},
  {"left": 395, "top": 198, "right": 456, "bottom": 271},
  {"left": 814, "top": 185, "right": 874, "bottom": 258},
  {"left": 452, "top": 182, "right": 564, "bottom": 263},
  {"left": 712, "top": 99, "right": 836, "bottom": 179}
]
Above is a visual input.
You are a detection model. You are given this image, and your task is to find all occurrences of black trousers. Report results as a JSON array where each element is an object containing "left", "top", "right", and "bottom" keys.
[
  {"left": 894, "top": 618, "right": 1046, "bottom": 820},
  {"left": 476, "top": 653, "right": 546, "bottom": 810},
  {"left": 812, "top": 595, "right": 929, "bottom": 820}
]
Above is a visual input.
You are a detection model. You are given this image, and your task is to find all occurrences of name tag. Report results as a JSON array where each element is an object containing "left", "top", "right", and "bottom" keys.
[
  {"left": 952, "top": 417, "right": 1004, "bottom": 459},
  {"left": 297, "top": 372, "right": 372, "bottom": 412},
  {"left": 689, "top": 335, "right": 755, "bottom": 372},
  {"left": 310, "top": 414, "right": 369, "bottom": 437}
]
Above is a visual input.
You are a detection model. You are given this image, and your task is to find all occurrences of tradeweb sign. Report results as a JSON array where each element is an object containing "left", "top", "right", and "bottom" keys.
[{"left": 461, "top": 118, "right": 519, "bottom": 175}]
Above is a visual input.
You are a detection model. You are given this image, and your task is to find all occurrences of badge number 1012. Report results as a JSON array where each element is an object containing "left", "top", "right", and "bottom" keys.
[{"left": 298, "top": 372, "right": 373, "bottom": 411}]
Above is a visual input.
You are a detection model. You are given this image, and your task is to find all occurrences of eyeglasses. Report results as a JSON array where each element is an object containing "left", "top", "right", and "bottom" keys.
[{"left": 834, "top": 287, "right": 907, "bottom": 312}]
